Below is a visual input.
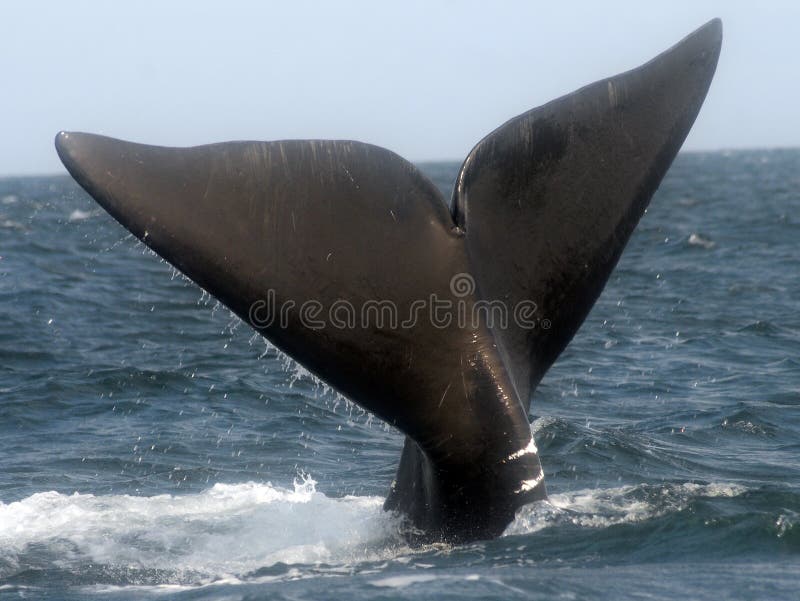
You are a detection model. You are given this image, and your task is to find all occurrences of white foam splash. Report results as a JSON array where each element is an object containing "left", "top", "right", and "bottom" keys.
[
  {"left": 0, "top": 477, "right": 402, "bottom": 577},
  {"left": 0, "top": 219, "right": 23, "bottom": 230},
  {"left": 68, "top": 208, "right": 101, "bottom": 222},
  {"left": 506, "top": 481, "right": 747, "bottom": 535},
  {"left": 0, "top": 478, "right": 748, "bottom": 590},
  {"left": 688, "top": 233, "right": 715, "bottom": 249},
  {"left": 371, "top": 574, "right": 440, "bottom": 588}
]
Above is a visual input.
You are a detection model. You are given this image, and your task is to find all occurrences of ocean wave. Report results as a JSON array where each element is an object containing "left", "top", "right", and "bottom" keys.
[
  {"left": 0, "top": 477, "right": 751, "bottom": 589},
  {"left": 506, "top": 481, "right": 747, "bottom": 535}
]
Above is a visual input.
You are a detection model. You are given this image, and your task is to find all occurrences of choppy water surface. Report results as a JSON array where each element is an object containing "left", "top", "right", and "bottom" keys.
[{"left": 1, "top": 150, "right": 799, "bottom": 599}]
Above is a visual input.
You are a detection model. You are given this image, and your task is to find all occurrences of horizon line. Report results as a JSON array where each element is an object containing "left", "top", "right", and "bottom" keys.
[{"left": 1, "top": 144, "right": 798, "bottom": 180}]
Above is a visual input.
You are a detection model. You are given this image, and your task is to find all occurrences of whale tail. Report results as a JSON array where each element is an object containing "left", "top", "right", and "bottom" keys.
[{"left": 56, "top": 20, "right": 721, "bottom": 541}]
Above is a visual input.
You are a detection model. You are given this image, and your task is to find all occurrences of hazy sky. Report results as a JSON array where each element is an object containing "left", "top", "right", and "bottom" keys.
[{"left": 1, "top": 1, "right": 798, "bottom": 175}]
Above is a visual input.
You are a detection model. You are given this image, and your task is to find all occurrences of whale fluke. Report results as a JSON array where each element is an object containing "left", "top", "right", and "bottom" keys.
[{"left": 56, "top": 19, "right": 721, "bottom": 542}]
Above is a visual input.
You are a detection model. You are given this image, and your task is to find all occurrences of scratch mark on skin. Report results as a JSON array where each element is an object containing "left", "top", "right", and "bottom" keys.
[
  {"left": 201, "top": 168, "right": 213, "bottom": 203},
  {"left": 458, "top": 354, "right": 475, "bottom": 414},
  {"left": 279, "top": 142, "right": 290, "bottom": 177},
  {"left": 607, "top": 80, "right": 618, "bottom": 107},
  {"left": 438, "top": 381, "right": 452, "bottom": 409},
  {"left": 460, "top": 355, "right": 469, "bottom": 401},
  {"left": 308, "top": 141, "right": 318, "bottom": 178},
  {"left": 291, "top": 211, "right": 296, "bottom": 232}
]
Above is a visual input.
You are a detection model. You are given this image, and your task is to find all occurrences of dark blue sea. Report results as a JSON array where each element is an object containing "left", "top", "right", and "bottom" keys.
[{"left": 1, "top": 150, "right": 799, "bottom": 600}]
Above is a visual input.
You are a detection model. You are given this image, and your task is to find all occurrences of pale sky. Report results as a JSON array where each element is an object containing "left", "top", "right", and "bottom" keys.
[{"left": 1, "top": 0, "right": 798, "bottom": 176}]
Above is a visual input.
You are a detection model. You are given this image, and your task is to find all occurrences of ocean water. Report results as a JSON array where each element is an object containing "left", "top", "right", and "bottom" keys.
[{"left": 1, "top": 150, "right": 799, "bottom": 600}]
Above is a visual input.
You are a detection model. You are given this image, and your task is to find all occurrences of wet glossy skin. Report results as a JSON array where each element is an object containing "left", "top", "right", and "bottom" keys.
[{"left": 56, "top": 20, "right": 721, "bottom": 542}]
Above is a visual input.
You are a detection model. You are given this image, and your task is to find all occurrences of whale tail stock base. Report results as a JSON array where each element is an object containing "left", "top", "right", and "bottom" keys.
[{"left": 55, "top": 20, "right": 721, "bottom": 542}]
